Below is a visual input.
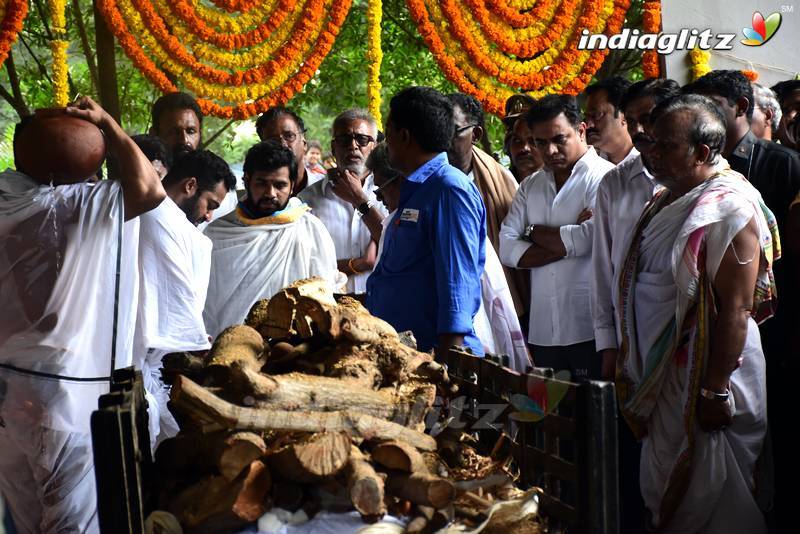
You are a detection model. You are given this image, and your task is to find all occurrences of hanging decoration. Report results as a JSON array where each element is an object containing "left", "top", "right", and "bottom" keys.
[
  {"left": 48, "top": 0, "right": 70, "bottom": 106},
  {"left": 405, "top": 0, "right": 631, "bottom": 115},
  {"left": 97, "top": 0, "right": 354, "bottom": 118},
  {"left": 0, "top": 0, "right": 28, "bottom": 70},
  {"left": 689, "top": 47, "right": 710, "bottom": 81},
  {"left": 366, "top": 0, "right": 382, "bottom": 124},
  {"left": 642, "top": 0, "right": 661, "bottom": 78}
]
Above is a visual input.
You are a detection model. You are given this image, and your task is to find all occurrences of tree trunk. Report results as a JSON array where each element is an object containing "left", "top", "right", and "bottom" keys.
[{"left": 93, "top": 0, "right": 120, "bottom": 124}]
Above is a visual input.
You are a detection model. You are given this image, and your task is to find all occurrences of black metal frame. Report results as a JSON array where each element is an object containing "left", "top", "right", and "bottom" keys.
[
  {"left": 442, "top": 349, "right": 619, "bottom": 534},
  {"left": 91, "top": 368, "right": 152, "bottom": 534}
]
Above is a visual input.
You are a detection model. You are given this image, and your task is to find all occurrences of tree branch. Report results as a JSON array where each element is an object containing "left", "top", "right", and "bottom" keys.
[
  {"left": 71, "top": 0, "right": 99, "bottom": 90},
  {"left": 6, "top": 51, "right": 30, "bottom": 117},
  {"left": 203, "top": 119, "right": 235, "bottom": 149},
  {"left": 19, "top": 34, "right": 53, "bottom": 83}
]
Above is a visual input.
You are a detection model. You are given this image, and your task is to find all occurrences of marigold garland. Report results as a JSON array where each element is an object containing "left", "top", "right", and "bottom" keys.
[
  {"left": 689, "top": 47, "right": 711, "bottom": 81},
  {"left": 742, "top": 70, "right": 759, "bottom": 82},
  {"left": 98, "top": 0, "right": 353, "bottom": 118},
  {"left": 642, "top": 0, "right": 660, "bottom": 78},
  {"left": 407, "top": 0, "right": 630, "bottom": 115},
  {"left": 48, "top": 0, "right": 69, "bottom": 106},
  {"left": 366, "top": 0, "right": 382, "bottom": 124},
  {"left": 0, "top": 0, "right": 28, "bottom": 69}
]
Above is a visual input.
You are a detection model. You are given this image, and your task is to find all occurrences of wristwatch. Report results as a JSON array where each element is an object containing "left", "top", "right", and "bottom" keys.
[
  {"left": 356, "top": 199, "right": 374, "bottom": 217},
  {"left": 699, "top": 387, "right": 730, "bottom": 402},
  {"left": 523, "top": 224, "right": 536, "bottom": 242}
]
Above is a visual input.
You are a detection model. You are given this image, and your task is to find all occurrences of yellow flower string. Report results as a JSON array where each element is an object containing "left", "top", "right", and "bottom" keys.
[
  {"left": 689, "top": 47, "right": 710, "bottom": 81},
  {"left": 366, "top": 0, "right": 382, "bottom": 124},
  {"left": 48, "top": 0, "right": 69, "bottom": 106}
]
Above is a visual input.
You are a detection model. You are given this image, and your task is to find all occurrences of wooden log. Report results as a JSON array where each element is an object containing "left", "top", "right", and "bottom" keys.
[
  {"left": 346, "top": 445, "right": 386, "bottom": 521},
  {"left": 371, "top": 440, "right": 427, "bottom": 473},
  {"left": 218, "top": 432, "right": 268, "bottom": 481},
  {"left": 269, "top": 432, "right": 351, "bottom": 482},
  {"left": 385, "top": 472, "right": 456, "bottom": 509},
  {"left": 244, "top": 298, "right": 270, "bottom": 332},
  {"left": 204, "top": 325, "right": 265, "bottom": 385},
  {"left": 171, "top": 375, "right": 438, "bottom": 450},
  {"left": 168, "top": 460, "right": 271, "bottom": 533},
  {"left": 232, "top": 367, "right": 429, "bottom": 425},
  {"left": 453, "top": 473, "right": 512, "bottom": 494},
  {"left": 261, "top": 277, "right": 337, "bottom": 339}
]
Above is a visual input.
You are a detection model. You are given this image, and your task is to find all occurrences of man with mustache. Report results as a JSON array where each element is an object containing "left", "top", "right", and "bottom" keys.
[
  {"left": 589, "top": 78, "right": 679, "bottom": 533},
  {"left": 256, "top": 107, "right": 326, "bottom": 194},
  {"left": 150, "top": 92, "right": 202, "bottom": 161},
  {"left": 202, "top": 141, "right": 339, "bottom": 337},
  {"left": 502, "top": 94, "right": 543, "bottom": 183},
  {"left": 499, "top": 95, "right": 614, "bottom": 379},
  {"left": 583, "top": 76, "right": 635, "bottom": 165},
  {"left": 133, "top": 150, "right": 235, "bottom": 449},
  {"left": 298, "top": 109, "right": 387, "bottom": 294}
]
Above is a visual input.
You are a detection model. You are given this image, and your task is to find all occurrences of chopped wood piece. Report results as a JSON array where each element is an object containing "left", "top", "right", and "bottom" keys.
[
  {"left": 453, "top": 473, "right": 512, "bottom": 494},
  {"left": 168, "top": 460, "right": 271, "bottom": 533},
  {"left": 371, "top": 440, "right": 427, "bottom": 473},
  {"left": 269, "top": 432, "right": 351, "bottom": 482},
  {"left": 231, "top": 367, "right": 431, "bottom": 425},
  {"left": 347, "top": 446, "right": 386, "bottom": 521},
  {"left": 172, "top": 375, "right": 438, "bottom": 448},
  {"left": 385, "top": 472, "right": 456, "bottom": 509},
  {"left": 218, "top": 432, "right": 268, "bottom": 481},
  {"left": 204, "top": 325, "right": 265, "bottom": 385},
  {"left": 244, "top": 298, "right": 270, "bottom": 331}
]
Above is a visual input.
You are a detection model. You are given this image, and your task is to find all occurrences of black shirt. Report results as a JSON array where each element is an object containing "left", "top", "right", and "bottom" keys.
[{"left": 728, "top": 130, "right": 800, "bottom": 233}]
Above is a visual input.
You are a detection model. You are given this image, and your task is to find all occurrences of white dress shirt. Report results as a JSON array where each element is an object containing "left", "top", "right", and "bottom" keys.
[
  {"left": 590, "top": 150, "right": 660, "bottom": 351},
  {"left": 299, "top": 173, "right": 387, "bottom": 293},
  {"left": 499, "top": 147, "right": 614, "bottom": 346}
]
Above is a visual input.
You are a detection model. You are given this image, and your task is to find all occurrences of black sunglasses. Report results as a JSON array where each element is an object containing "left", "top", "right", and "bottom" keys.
[{"left": 334, "top": 133, "right": 376, "bottom": 148}]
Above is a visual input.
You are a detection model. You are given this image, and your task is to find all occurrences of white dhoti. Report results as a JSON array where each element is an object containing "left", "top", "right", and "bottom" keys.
[
  {"left": 617, "top": 170, "right": 777, "bottom": 532},
  {"left": 203, "top": 198, "right": 341, "bottom": 337}
]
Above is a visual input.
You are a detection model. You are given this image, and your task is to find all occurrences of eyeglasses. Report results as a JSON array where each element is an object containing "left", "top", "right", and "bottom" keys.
[
  {"left": 455, "top": 123, "right": 478, "bottom": 135},
  {"left": 334, "top": 133, "right": 376, "bottom": 148},
  {"left": 265, "top": 131, "right": 300, "bottom": 144},
  {"left": 584, "top": 110, "right": 607, "bottom": 122}
]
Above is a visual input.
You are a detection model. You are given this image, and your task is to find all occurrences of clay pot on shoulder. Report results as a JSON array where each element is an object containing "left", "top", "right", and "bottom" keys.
[{"left": 15, "top": 108, "right": 107, "bottom": 185}]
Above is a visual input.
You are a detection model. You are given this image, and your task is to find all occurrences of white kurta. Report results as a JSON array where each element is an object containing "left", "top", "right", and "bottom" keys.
[
  {"left": 499, "top": 147, "right": 614, "bottom": 346},
  {"left": 298, "top": 174, "right": 387, "bottom": 293},
  {"left": 203, "top": 197, "right": 340, "bottom": 337},
  {"left": 134, "top": 196, "right": 212, "bottom": 449},
  {"left": 0, "top": 170, "right": 141, "bottom": 534}
]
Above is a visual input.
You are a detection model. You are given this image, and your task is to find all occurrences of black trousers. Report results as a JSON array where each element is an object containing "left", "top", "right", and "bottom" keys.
[{"left": 529, "top": 340, "right": 600, "bottom": 381}]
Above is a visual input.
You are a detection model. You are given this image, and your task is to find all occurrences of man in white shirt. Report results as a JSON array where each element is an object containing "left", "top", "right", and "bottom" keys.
[
  {"left": 589, "top": 78, "right": 681, "bottom": 534},
  {"left": 135, "top": 149, "right": 235, "bottom": 449},
  {"left": 298, "top": 109, "right": 387, "bottom": 294},
  {"left": 499, "top": 95, "right": 614, "bottom": 379},
  {"left": 203, "top": 141, "right": 339, "bottom": 337},
  {"left": 584, "top": 76, "right": 635, "bottom": 165},
  {"left": 0, "top": 97, "right": 164, "bottom": 534},
  {"left": 592, "top": 78, "right": 681, "bottom": 381}
]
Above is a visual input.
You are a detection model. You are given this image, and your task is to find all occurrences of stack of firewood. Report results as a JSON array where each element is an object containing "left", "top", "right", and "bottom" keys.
[{"left": 155, "top": 278, "right": 541, "bottom": 534}]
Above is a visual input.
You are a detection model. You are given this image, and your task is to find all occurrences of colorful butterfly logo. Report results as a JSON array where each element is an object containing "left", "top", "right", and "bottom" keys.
[
  {"left": 509, "top": 370, "right": 572, "bottom": 422},
  {"left": 741, "top": 11, "right": 782, "bottom": 46}
]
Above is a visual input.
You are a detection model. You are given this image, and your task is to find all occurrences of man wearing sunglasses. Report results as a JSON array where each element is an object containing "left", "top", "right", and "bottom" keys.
[{"left": 299, "top": 109, "right": 387, "bottom": 294}]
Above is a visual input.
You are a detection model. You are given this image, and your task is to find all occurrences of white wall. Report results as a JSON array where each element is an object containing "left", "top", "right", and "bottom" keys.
[{"left": 662, "top": 0, "right": 800, "bottom": 86}]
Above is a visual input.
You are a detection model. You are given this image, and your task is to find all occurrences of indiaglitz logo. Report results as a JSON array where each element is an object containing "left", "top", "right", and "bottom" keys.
[{"left": 741, "top": 11, "right": 782, "bottom": 46}]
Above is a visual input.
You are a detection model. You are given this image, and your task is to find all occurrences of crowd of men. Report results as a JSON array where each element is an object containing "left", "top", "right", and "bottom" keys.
[{"left": 0, "top": 71, "right": 799, "bottom": 534}]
